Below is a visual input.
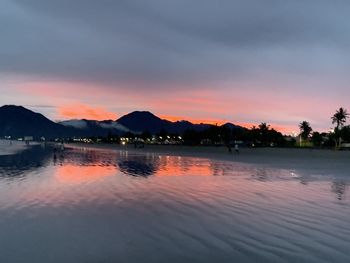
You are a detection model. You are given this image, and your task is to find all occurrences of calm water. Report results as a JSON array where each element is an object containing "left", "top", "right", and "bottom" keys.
[{"left": 0, "top": 145, "right": 349, "bottom": 263}]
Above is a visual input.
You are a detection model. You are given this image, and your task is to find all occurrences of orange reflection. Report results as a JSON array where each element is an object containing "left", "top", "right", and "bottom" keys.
[
  {"left": 116, "top": 152, "right": 214, "bottom": 177},
  {"left": 155, "top": 156, "right": 213, "bottom": 177},
  {"left": 56, "top": 164, "right": 116, "bottom": 184}
]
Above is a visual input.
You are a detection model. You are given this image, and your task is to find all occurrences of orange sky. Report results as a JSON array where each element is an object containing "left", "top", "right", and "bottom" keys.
[
  {"left": 160, "top": 115, "right": 227, "bottom": 126},
  {"left": 1, "top": 79, "right": 344, "bottom": 134},
  {"left": 58, "top": 103, "right": 118, "bottom": 120}
]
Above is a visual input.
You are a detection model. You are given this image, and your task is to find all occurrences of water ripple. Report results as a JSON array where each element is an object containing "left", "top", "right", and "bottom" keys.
[{"left": 0, "top": 146, "right": 349, "bottom": 262}]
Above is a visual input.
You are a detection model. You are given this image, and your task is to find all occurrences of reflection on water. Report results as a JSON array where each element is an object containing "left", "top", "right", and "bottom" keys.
[
  {"left": 118, "top": 152, "right": 160, "bottom": 177},
  {"left": 0, "top": 146, "right": 349, "bottom": 263},
  {"left": 56, "top": 164, "right": 117, "bottom": 184},
  {"left": 0, "top": 144, "right": 52, "bottom": 178},
  {"left": 332, "top": 181, "right": 348, "bottom": 200}
]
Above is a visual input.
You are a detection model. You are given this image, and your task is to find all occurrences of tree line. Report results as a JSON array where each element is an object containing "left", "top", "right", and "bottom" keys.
[
  {"left": 299, "top": 107, "right": 349, "bottom": 148},
  {"left": 76, "top": 107, "right": 349, "bottom": 149}
]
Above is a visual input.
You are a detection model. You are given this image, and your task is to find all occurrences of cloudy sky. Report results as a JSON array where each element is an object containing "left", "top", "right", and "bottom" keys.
[{"left": 1, "top": 0, "right": 350, "bottom": 133}]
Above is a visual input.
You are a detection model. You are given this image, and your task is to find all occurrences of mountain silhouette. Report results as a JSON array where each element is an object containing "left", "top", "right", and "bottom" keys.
[
  {"left": 0, "top": 105, "right": 242, "bottom": 139},
  {"left": 0, "top": 105, "right": 76, "bottom": 139},
  {"left": 117, "top": 111, "right": 172, "bottom": 134},
  {"left": 60, "top": 119, "right": 130, "bottom": 136},
  {"left": 116, "top": 111, "right": 214, "bottom": 134}
]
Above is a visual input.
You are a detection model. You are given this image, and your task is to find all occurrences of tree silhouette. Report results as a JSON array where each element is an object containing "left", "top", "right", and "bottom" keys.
[
  {"left": 299, "top": 121, "right": 312, "bottom": 141},
  {"left": 341, "top": 126, "right": 350, "bottom": 142},
  {"left": 311, "top": 131, "right": 323, "bottom": 147},
  {"left": 331, "top": 107, "right": 349, "bottom": 148},
  {"left": 332, "top": 107, "right": 349, "bottom": 130},
  {"left": 258, "top": 122, "right": 270, "bottom": 132},
  {"left": 258, "top": 123, "right": 270, "bottom": 146}
]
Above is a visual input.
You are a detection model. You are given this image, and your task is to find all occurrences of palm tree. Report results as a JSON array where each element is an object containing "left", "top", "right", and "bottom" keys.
[
  {"left": 331, "top": 107, "right": 349, "bottom": 148},
  {"left": 299, "top": 121, "right": 312, "bottom": 141},
  {"left": 258, "top": 123, "right": 270, "bottom": 146},
  {"left": 332, "top": 107, "right": 349, "bottom": 130},
  {"left": 258, "top": 122, "right": 270, "bottom": 132}
]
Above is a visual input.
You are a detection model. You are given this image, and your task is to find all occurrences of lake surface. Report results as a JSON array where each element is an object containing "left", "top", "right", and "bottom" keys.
[{"left": 0, "top": 145, "right": 349, "bottom": 263}]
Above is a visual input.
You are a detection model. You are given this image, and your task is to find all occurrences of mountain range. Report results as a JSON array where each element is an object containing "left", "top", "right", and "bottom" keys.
[
  {"left": 116, "top": 111, "right": 213, "bottom": 134},
  {"left": 0, "top": 105, "right": 242, "bottom": 139}
]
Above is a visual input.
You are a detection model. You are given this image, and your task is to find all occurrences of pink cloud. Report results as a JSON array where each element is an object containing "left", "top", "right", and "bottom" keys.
[{"left": 58, "top": 103, "right": 117, "bottom": 120}]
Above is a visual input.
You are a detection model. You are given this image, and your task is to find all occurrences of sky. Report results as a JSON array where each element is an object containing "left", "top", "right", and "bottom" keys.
[{"left": 1, "top": 0, "right": 350, "bottom": 134}]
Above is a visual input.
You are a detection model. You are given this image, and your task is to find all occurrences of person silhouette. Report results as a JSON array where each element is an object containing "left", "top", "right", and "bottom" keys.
[{"left": 235, "top": 144, "right": 239, "bottom": 154}]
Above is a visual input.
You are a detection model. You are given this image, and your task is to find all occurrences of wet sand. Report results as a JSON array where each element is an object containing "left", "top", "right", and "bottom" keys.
[
  {"left": 0, "top": 140, "right": 32, "bottom": 156},
  {"left": 1, "top": 144, "right": 350, "bottom": 262},
  {"left": 67, "top": 143, "right": 350, "bottom": 178}
]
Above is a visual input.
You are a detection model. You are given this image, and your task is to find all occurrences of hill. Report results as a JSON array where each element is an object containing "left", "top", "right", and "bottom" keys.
[
  {"left": 60, "top": 119, "right": 131, "bottom": 136},
  {"left": 117, "top": 111, "right": 217, "bottom": 134},
  {"left": 0, "top": 105, "right": 76, "bottom": 139},
  {"left": 0, "top": 105, "right": 243, "bottom": 139}
]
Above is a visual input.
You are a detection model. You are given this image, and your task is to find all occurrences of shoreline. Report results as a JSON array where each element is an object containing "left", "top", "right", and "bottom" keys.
[
  {"left": 0, "top": 140, "right": 38, "bottom": 156},
  {"left": 66, "top": 143, "right": 350, "bottom": 177}
]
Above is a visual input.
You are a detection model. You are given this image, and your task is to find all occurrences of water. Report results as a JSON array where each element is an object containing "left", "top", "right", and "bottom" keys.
[{"left": 0, "top": 145, "right": 349, "bottom": 263}]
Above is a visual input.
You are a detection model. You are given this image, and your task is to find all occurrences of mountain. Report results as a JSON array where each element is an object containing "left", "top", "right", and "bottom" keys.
[
  {"left": 0, "top": 105, "right": 76, "bottom": 139},
  {"left": 60, "top": 119, "right": 130, "bottom": 136},
  {"left": 170, "top": 120, "right": 212, "bottom": 134},
  {"left": 117, "top": 111, "right": 172, "bottom": 134},
  {"left": 222, "top": 122, "right": 242, "bottom": 130},
  {"left": 0, "top": 105, "right": 243, "bottom": 139},
  {"left": 116, "top": 111, "right": 235, "bottom": 134}
]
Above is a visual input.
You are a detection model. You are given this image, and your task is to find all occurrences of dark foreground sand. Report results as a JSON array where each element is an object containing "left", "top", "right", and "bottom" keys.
[{"left": 67, "top": 143, "right": 350, "bottom": 177}]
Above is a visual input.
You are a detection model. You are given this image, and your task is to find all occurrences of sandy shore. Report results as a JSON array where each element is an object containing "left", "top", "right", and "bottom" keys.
[
  {"left": 0, "top": 140, "right": 32, "bottom": 156},
  {"left": 66, "top": 143, "right": 350, "bottom": 177}
]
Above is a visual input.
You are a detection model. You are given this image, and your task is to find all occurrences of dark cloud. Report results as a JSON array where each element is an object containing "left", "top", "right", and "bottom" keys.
[{"left": 1, "top": 0, "right": 350, "bottom": 88}]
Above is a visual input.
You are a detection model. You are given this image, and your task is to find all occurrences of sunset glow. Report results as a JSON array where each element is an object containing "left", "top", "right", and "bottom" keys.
[
  {"left": 58, "top": 103, "right": 118, "bottom": 121},
  {"left": 160, "top": 115, "right": 227, "bottom": 126},
  {"left": 0, "top": 79, "right": 343, "bottom": 133}
]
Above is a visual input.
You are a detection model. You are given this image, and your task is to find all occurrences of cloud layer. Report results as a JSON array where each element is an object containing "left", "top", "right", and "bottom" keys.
[
  {"left": 1, "top": 0, "right": 350, "bottom": 85},
  {"left": 1, "top": 0, "right": 350, "bottom": 131}
]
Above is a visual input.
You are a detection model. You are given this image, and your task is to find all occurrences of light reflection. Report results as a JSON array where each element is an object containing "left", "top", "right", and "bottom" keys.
[
  {"left": 55, "top": 164, "right": 117, "bottom": 184},
  {"left": 1, "top": 146, "right": 350, "bottom": 263},
  {"left": 0, "top": 146, "right": 348, "bottom": 203}
]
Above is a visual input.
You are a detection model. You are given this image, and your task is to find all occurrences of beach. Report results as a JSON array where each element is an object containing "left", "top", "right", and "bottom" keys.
[
  {"left": 66, "top": 143, "right": 350, "bottom": 178},
  {"left": 0, "top": 139, "right": 35, "bottom": 156},
  {"left": 0, "top": 142, "right": 349, "bottom": 263}
]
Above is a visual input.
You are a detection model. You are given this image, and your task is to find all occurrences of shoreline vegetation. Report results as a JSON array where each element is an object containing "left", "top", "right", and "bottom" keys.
[
  {"left": 1, "top": 105, "right": 350, "bottom": 150},
  {"left": 1, "top": 107, "right": 349, "bottom": 169},
  {"left": 63, "top": 107, "right": 350, "bottom": 150}
]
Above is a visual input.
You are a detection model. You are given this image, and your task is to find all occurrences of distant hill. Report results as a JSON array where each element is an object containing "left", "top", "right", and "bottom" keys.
[
  {"left": 116, "top": 111, "right": 240, "bottom": 134},
  {"left": 0, "top": 105, "right": 243, "bottom": 139},
  {"left": 0, "top": 105, "right": 76, "bottom": 139},
  {"left": 60, "top": 119, "right": 131, "bottom": 136},
  {"left": 117, "top": 111, "right": 172, "bottom": 134},
  {"left": 222, "top": 122, "right": 242, "bottom": 130}
]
